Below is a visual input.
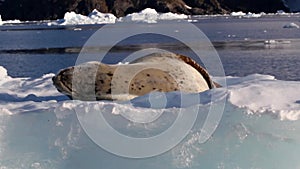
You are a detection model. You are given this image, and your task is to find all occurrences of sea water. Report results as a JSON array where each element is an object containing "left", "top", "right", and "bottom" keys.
[{"left": 0, "top": 15, "right": 300, "bottom": 169}]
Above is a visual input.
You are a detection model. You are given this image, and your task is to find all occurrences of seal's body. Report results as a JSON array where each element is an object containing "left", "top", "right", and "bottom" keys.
[{"left": 52, "top": 53, "right": 218, "bottom": 101}]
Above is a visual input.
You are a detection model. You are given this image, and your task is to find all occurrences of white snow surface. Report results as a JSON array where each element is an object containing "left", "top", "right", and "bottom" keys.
[{"left": 0, "top": 66, "right": 299, "bottom": 121}]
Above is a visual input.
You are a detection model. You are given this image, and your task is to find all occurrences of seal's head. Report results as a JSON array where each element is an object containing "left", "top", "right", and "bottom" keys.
[{"left": 52, "top": 67, "right": 74, "bottom": 99}]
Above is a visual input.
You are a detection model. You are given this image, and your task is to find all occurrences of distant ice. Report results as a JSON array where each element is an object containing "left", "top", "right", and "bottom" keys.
[
  {"left": 264, "top": 39, "right": 291, "bottom": 45},
  {"left": 231, "top": 11, "right": 247, "bottom": 17},
  {"left": 276, "top": 10, "right": 287, "bottom": 15},
  {"left": 49, "top": 8, "right": 189, "bottom": 25},
  {"left": 231, "top": 11, "right": 262, "bottom": 18},
  {"left": 283, "top": 22, "right": 300, "bottom": 28},
  {"left": 120, "top": 8, "right": 159, "bottom": 23},
  {"left": 244, "top": 12, "right": 262, "bottom": 18},
  {"left": 158, "top": 12, "right": 189, "bottom": 20},
  {"left": 119, "top": 8, "right": 189, "bottom": 23},
  {"left": 52, "top": 9, "right": 117, "bottom": 25},
  {"left": 1, "top": 8, "right": 299, "bottom": 26}
]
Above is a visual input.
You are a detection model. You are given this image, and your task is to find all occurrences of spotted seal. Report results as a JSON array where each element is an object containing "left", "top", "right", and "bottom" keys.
[{"left": 52, "top": 53, "right": 220, "bottom": 101}]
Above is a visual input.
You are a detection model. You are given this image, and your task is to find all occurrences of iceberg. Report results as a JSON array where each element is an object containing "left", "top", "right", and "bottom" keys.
[
  {"left": 120, "top": 8, "right": 159, "bottom": 23},
  {"left": 119, "top": 8, "right": 188, "bottom": 23},
  {"left": 158, "top": 12, "right": 189, "bottom": 20},
  {"left": 230, "top": 11, "right": 246, "bottom": 17},
  {"left": 243, "top": 12, "right": 262, "bottom": 18},
  {"left": 0, "top": 15, "right": 2, "bottom": 25},
  {"left": 55, "top": 9, "right": 116, "bottom": 25},
  {"left": 230, "top": 11, "right": 262, "bottom": 18},
  {"left": 51, "top": 8, "right": 188, "bottom": 25}
]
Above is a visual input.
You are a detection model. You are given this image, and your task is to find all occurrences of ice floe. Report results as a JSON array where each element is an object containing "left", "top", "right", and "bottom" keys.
[
  {"left": 230, "top": 11, "right": 262, "bottom": 18},
  {"left": 49, "top": 8, "right": 189, "bottom": 25},
  {"left": 55, "top": 9, "right": 117, "bottom": 25},
  {"left": 283, "top": 22, "right": 300, "bottom": 28},
  {"left": 119, "top": 8, "right": 189, "bottom": 23},
  {"left": 231, "top": 11, "right": 247, "bottom": 17},
  {"left": 0, "top": 66, "right": 299, "bottom": 121}
]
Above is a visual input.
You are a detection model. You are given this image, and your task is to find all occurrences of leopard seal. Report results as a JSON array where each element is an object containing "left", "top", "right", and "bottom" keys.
[{"left": 52, "top": 53, "right": 220, "bottom": 101}]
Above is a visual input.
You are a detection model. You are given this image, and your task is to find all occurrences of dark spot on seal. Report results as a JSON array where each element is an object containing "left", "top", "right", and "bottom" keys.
[
  {"left": 153, "top": 88, "right": 156, "bottom": 90},
  {"left": 146, "top": 74, "right": 150, "bottom": 77},
  {"left": 141, "top": 85, "right": 145, "bottom": 88},
  {"left": 100, "top": 80, "right": 104, "bottom": 84},
  {"left": 107, "top": 73, "right": 113, "bottom": 76},
  {"left": 138, "top": 87, "right": 142, "bottom": 90}
]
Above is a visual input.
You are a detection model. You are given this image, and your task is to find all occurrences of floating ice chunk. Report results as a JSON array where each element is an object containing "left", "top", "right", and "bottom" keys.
[
  {"left": 187, "top": 19, "right": 198, "bottom": 23},
  {"left": 230, "top": 11, "right": 246, "bottom": 17},
  {"left": 88, "top": 9, "right": 117, "bottom": 24},
  {"left": 0, "top": 15, "right": 2, "bottom": 25},
  {"left": 158, "top": 12, "right": 188, "bottom": 20},
  {"left": 283, "top": 22, "right": 300, "bottom": 28},
  {"left": 60, "top": 11, "right": 91, "bottom": 25},
  {"left": 264, "top": 39, "right": 277, "bottom": 44},
  {"left": 120, "top": 8, "right": 159, "bottom": 23},
  {"left": 264, "top": 39, "right": 291, "bottom": 45},
  {"left": 53, "top": 8, "right": 188, "bottom": 25},
  {"left": 120, "top": 8, "right": 188, "bottom": 23},
  {"left": 58, "top": 9, "right": 116, "bottom": 25},
  {"left": 276, "top": 10, "right": 287, "bottom": 15},
  {"left": 2, "top": 19, "right": 21, "bottom": 24},
  {"left": 244, "top": 12, "right": 262, "bottom": 18},
  {"left": 231, "top": 11, "right": 262, "bottom": 18}
]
